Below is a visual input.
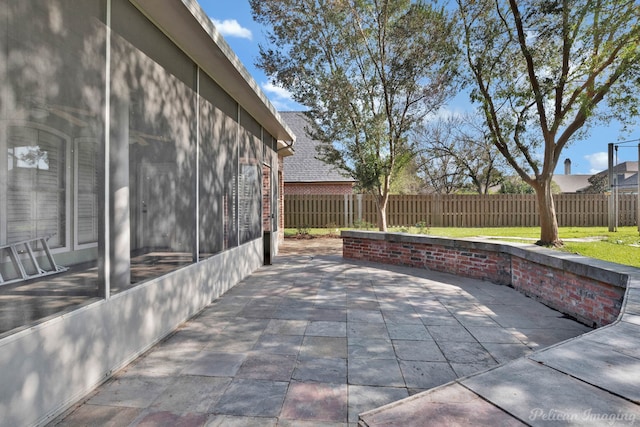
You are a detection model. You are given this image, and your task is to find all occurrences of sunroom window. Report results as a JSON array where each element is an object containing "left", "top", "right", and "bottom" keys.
[{"left": 6, "top": 126, "right": 67, "bottom": 249}]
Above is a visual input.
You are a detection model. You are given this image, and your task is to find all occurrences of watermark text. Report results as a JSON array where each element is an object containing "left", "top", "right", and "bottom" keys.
[{"left": 529, "top": 408, "right": 636, "bottom": 425}]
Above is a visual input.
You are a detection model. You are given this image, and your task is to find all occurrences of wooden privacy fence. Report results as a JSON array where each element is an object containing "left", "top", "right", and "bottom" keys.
[{"left": 284, "top": 193, "right": 638, "bottom": 228}]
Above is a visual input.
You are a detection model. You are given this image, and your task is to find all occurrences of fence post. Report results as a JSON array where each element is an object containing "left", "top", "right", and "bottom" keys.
[
  {"left": 344, "top": 194, "right": 355, "bottom": 227},
  {"left": 433, "top": 194, "right": 442, "bottom": 227},
  {"left": 349, "top": 193, "right": 354, "bottom": 227},
  {"left": 356, "top": 194, "right": 363, "bottom": 225}
]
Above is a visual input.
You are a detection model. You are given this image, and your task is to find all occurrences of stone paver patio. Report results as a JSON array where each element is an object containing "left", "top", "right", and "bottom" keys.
[{"left": 51, "top": 237, "right": 592, "bottom": 426}]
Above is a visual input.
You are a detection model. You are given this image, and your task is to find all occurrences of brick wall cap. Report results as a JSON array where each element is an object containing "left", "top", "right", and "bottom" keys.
[
  {"left": 342, "top": 230, "right": 521, "bottom": 253},
  {"left": 342, "top": 230, "right": 630, "bottom": 290}
]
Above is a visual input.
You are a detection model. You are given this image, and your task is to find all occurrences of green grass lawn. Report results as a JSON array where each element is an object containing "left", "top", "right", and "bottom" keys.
[{"left": 285, "top": 226, "right": 640, "bottom": 268}]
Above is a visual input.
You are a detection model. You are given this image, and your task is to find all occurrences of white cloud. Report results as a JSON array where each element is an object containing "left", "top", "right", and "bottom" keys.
[
  {"left": 270, "top": 98, "right": 294, "bottom": 111},
  {"left": 261, "top": 81, "right": 293, "bottom": 101},
  {"left": 421, "top": 106, "right": 471, "bottom": 126},
  {"left": 261, "top": 81, "right": 301, "bottom": 110},
  {"left": 261, "top": 81, "right": 310, "bottom": 110},
  {"left": 431, "top": 107, "right": 465, "bottom": 121},
  {"left": 211, "top": 19, "right": 252, "bottom": 40},
  {"left": 585, "top": 152, "right": 608, "bottom": 174}
]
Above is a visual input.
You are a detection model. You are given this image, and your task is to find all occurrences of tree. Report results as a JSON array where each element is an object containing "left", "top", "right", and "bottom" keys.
[
  {"left": 584, "top": 173, "right": 609, "bottom": 193},
  {"left": 499, "top": 176, "right": 535, "bottom": 194},
  {"left": 419, "top": 149, "right": 468, "bottom": 193},
  {"left": 499, "top": 176, "right": 562, "bottom": 194},
  {"left": 389, "top": 158, "right": 426, "bottom": 194},
  {"left": 458, "top": 0, "right": 640, "bottom": 245},
  {"left": 251, "top": 0, "right": 458, "bottom": 230},
  {"left": 417, "top": 113, "right": 506, "bottom": 194}
]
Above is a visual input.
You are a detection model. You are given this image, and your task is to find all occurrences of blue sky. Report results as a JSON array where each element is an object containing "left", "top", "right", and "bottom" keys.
[{"left": 198, "top": 1, "right": 640, "bottom": 175}]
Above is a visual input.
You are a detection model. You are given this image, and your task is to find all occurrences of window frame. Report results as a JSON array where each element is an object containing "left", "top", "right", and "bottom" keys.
[{"left": 3, "top": 122, "right": 72, "bottom": 254}]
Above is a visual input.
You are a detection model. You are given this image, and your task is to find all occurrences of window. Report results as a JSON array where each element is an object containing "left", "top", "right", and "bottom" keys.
[
  {"left": 110, "top": 3, "right": 197, "bottom": 288},
  {"left": 0, "top": 0, "right": 105, "bottom": 335},
  {"left": 198, "top": 71, "right": 238, "bottom": 257},
  {"left": 75, "top": 138, "right": 99, "bottom": 246},
  {"left": 238, "top": 110, "right": 262, "bottom": 244},
  {"left": 6, "top": 126, "right": 67, "bottom": 249}
]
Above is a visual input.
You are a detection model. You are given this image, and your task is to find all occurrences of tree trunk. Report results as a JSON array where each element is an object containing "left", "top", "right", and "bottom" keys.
[
  {"left": 376, "top": 193, "right": 389, "bottom": 231},
  {"left": 535, "top": 179, "right": 561, "bottom": 246}
]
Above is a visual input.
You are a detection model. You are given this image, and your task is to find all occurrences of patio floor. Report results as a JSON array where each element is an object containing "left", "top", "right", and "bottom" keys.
[{"left": 51, "top": 237, "right": 593, "bottom": 426}]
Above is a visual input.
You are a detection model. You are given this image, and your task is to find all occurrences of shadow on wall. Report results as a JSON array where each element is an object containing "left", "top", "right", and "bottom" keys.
[
  {"left": 0, "top": 240, "right": 263, "bottom": 427},
  {"left": 0, "top": 1, "right": 271, "bottom": 425}
]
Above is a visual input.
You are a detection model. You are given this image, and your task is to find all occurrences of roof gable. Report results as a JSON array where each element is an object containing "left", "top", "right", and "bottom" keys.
[{"left": 281, "top": 112, "right": 356, "bottom": 183}]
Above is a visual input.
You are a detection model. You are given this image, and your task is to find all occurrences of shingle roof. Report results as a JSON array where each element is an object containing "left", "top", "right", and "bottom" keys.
[
  {"left": 281, "top": 112, "right": 356, "bottom": 183},
  {"left": 590, "top": 161, "right": 638, "bottom": 192},
  {"left": 594, "top": 161, "right": 638, "bottom": 177},
  {"left": 552, "top": 174, "right": 592, "bottom": 193}
]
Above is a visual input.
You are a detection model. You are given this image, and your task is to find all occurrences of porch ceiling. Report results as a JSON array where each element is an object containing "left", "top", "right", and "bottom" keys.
[{"left": 129, "top": 0, "right": 296, "bottom": 156}]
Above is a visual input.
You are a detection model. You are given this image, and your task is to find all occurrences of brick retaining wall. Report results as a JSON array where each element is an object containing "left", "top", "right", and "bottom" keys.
[{"left": 342, "top": 231, "right": 628, "bottom": 327}]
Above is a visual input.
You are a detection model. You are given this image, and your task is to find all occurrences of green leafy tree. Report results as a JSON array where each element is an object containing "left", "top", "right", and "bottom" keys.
[
  {"left": 251, "top": 0, "right": 458, "bottom": 230},
  {"left": 458, "top": 0, "right": 640, "bottom": 245},
  {"left": 498, "top": 176, "right": 535, "bottom": 194},
  {"left": 389, "top": 158, "right": 426, "bottom": 194},
  {"left": 584, "top": 173, "right": 609, "bottom": 193},
  {"left": 499, "top": 176, "right": 562, "bottom": 194}
]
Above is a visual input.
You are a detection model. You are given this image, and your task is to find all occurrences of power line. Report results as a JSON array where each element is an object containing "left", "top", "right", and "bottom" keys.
[{"left": 611, "top": 138, "right": 640, "bottom": 148}]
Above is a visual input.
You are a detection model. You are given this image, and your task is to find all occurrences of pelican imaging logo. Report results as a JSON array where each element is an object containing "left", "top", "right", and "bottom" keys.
[{"left": 529, "top": 408, "right": 636, "bottom": 425}]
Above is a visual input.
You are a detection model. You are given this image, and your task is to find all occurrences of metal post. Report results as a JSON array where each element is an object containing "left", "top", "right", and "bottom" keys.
[
  {"left": 615, "top": 145, "right": 619, "bottom": 231},
  {"left": 638, "top": 144, "right": 640, "bottom": 232},
  {"left": 608, "top": 143, "right": 615, "bottom": 232}
]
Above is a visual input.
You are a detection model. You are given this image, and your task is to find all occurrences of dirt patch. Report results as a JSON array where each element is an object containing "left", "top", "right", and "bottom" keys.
[{"left": 279, "top": 236, "right": 343, "bottom": 256}]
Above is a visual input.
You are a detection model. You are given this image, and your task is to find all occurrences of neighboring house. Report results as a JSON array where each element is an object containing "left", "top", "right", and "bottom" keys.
[
  {"left": 617, "top": 172, "right": 639, "bottom": 193},
  {"left": 281, "top": 111, "right": 356, "bottom": 195},
  {"left": 552, "top": 175, "right": 593, "bottom": 193},
  {"left": 0, "top": 1, "right": 295, "bottom": 426},
  {"left": 552, "top": 158, "right": 592, "bottom": 193},
  {"left": 494, "top": 159, "right": 593, "bottom": 193},
  {"left": 552, "top": 160, "right": 639, "bottom": 194},
  {"left": 592, "top": 161, "right": 639, "bottom": 193}
]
